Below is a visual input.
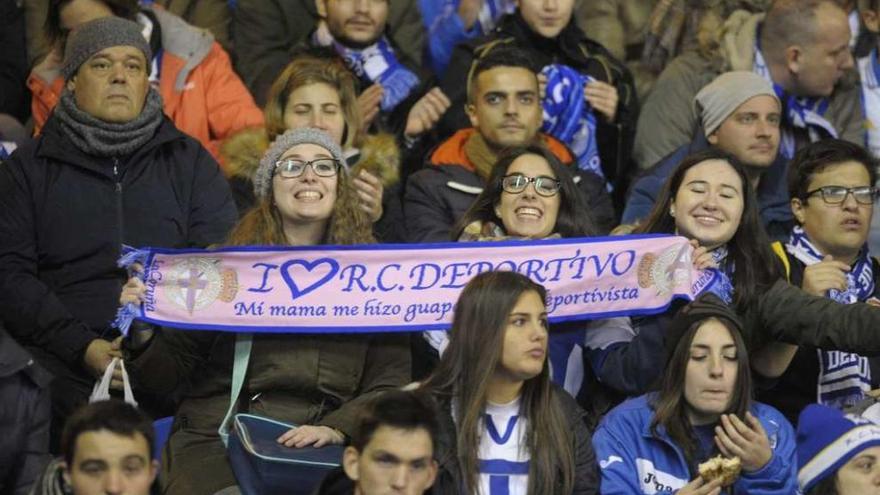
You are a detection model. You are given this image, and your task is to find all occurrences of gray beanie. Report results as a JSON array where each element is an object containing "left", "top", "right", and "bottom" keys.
[
  {"left": 253, "top": 127, "right": 347, "bottom": 199},
  {"left": 694, "top": 71, "right": 779, "bottom": 137},
  {"left": 62, "top": 17, "right": 152, "bottom": 81}
]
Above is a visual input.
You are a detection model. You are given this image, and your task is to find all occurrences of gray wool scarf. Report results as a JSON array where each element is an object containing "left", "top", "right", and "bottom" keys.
[{"left": 54, "top": 87, "right": 164, "bottom": 157}]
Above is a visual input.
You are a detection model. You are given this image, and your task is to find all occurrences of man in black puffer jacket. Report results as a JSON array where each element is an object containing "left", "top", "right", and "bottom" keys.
[{"left": 0, "top": 17, "right": 236, "bottom": 449}]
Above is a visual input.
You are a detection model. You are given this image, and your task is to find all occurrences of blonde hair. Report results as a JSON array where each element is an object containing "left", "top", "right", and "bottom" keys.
[{"left": 263, "top": 54, "right": 363, "bottom": 149}]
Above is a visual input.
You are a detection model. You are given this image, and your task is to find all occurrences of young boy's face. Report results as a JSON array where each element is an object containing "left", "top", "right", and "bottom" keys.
[
  {"left": 343, "top": 425, "right": 437, "bottom": 495},
  {"left": 64, "top": 429, "right": 157, "bottom": 495}
]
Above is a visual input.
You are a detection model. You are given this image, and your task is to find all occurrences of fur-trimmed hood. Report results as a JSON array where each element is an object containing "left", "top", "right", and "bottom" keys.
[
  {"left": 696, "top": 9, "right": 763, "bottom": 72},
  {"left": 220, "top": 127, "right": 401, "bottom": 188}
]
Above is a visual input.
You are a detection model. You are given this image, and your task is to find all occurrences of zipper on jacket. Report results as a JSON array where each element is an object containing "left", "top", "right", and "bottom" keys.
[{"left": 113, "top": 158, "right": 124, "bottom": 247}]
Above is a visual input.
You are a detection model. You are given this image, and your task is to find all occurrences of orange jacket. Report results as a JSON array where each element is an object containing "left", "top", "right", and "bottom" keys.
[{"left": 27, "top": 6, "right": 263, "bottom": 166}]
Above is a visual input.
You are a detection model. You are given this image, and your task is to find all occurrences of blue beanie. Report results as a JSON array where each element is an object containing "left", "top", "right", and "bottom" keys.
[{"left": 797, "top": 404, "right": 880, "bottom": 491}]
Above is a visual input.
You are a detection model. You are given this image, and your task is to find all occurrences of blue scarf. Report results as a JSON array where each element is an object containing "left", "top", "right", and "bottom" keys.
[
  {"left": 786, "top": 225, "right": 874, "bottom": 408},
  {"left": 753, "top": 48, "right": 838, "bottom": 159},
  {"left": 540, "top": 64, "right": 603, "bottom": 183},
  {"left": 470, "top": 0, "right": 516, "bottom": 34},
  {"left": 313, "top": 24, "right": 419, "bottom": 113},
  {"left": 703, "top": 245, "right": 734, "bottom": 305}
]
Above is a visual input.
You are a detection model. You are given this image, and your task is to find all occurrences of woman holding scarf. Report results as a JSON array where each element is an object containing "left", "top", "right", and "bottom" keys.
[
  {"left": 593, "top": 293, "right": 798, "bottom": 494},
  {"left": 420, "top": 145, "right": 597, "bottom": 398},
  {"left": 118, "top": 128, "right": 411, "bottom": 495},
  {"left": 585, "top": 148, "right": 880, "bottom": 410},
  {"left": 223, "top": 50, "right": 406, "bottom": 242},
  {"left": 423, "top": 270, "right": 599, "bottom": 494}
]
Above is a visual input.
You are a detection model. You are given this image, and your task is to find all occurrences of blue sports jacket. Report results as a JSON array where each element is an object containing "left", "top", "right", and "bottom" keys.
[{"left": 592, "top": 395, "right": 798, "bottom": 494}]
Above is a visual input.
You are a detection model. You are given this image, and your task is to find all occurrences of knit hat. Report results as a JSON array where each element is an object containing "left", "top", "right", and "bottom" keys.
[
  {"left": 253, "top": 127, "right": 346, "bottom": 199},
  {"left": 62, "top": 17, "right": 152, "bottom": 81},
  {"left": 797, "top": 404, "right": 880, "bottom": 491},
  {"left": 694, "top": 71, "right": 779, "bottom": 137},
  {"left": 665, "top": 292, "right": 744, "bottom": 359}
]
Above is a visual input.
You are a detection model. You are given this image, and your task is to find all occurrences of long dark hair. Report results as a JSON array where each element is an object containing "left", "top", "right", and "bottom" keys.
[
  {"left": 638, "top": 148, "right": 782, "bottom": 312},
  {"left": 651, "top": 316, "right": 753, "bottom": 474},
  {"left": 453, "top": 145, "right": 597, "bottom": 239},
  {"left": 423, "top": 271, "right": 575, "bottom": 495}
]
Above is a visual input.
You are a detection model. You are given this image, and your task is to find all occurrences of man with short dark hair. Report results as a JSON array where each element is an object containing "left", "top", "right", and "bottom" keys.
[
  {"left": 297, "top": 0, "right": 450, "bottom": 142},
  {"left": 635, "top": 0, "right": 861, "bottom": 169},
  {"left": 758, "top": 139, "right": 880, "bottom": 424},
  {"left": 31, "top": 400, "right": 158, "bottom": 495},
  {"left": 0, "top": 16, "right": 237, "bottom": 448},
  {"left": 436, "top": 0, "right": 637, "bottom": 201},
  {"left": 313, "top": 390, "right": 439, "bottom": 495},
  {"left": 404, "top": 44, "right": 614, "bottom": 243}
]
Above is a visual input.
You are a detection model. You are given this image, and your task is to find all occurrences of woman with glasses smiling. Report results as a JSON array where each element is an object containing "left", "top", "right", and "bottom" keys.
[
  {"left": 118, "top": 128, "right": 411, "bottom": 494},
  {"left": 418, "top": 145, "right": 598, "bottom": 399}
]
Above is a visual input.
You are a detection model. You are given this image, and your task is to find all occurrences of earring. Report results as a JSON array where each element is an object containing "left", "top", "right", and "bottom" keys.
[{"left": 669, "top": 206, "right": 675, "bottom": 217}]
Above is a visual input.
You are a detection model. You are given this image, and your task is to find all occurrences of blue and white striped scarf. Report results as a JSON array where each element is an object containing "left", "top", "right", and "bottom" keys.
[
  {"left": 753, "top": 47, "right": 838, "bottom": 159},
  {"left": 540, "top": 64, "right": 603, "bottom": 184},
  {"left": 474, "top": 0, "right": 516, "bottom": 34},
  {"left": 787, "top": 225, "right": 874, "bottom": 408},
  {"left": 313, "top": 24, "right": 419, "bottom": 113}
]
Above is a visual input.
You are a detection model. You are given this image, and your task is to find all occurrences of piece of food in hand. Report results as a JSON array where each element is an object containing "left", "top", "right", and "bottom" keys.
[{"left": 698, "top": 455, "right": 741, "bottom": 486}]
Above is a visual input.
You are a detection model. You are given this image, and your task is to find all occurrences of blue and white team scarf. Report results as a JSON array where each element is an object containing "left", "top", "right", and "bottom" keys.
[
  {"left": 787, "top": 225, "right": 874, "bottom": 409},
  {"left": 704, "top": 245, "right": 734, "bottom": 305},
  {"left": 473, "top": 0, "right": 516, "bottom": 34},
  {"left": 753, "top": 48, "right": 838, "bottom": 159},
  {"left": 313, "top": 24, "right": 419, "bottom": 113},
  {"left": 540, "top": 64, "right": 603, "bottom": 184}
]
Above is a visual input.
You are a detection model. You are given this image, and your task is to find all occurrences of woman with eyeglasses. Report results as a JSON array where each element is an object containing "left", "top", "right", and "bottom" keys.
[
  {"left": 419, "top": 145, "right": 598, "bottom": 398},
  {"left": 586, "top": 147, "right": 880, "bottom": 414},
  {"left": 118, "top": 128, "right": 412, "bottom": 494},
  {"left": 223, "top": 49, "right": 406, "bottom": 242}
]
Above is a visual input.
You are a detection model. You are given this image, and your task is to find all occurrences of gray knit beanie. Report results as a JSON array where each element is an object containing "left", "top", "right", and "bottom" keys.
[
  {"left": 694, "top": 71, "right": 779, "bottom": 137},
  {"left": 253, "top": 127, "right": 347, "bottom": 199},
  {"left": 62, "top": 17, "right": 152, "bottom": 81}
]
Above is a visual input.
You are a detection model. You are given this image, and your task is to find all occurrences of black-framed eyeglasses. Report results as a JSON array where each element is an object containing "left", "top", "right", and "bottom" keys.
[
  {"left": 274, "top": 158, "right": 341, "bottom": 179},
  {"left": 501, "top": 174, "right": 562, "bottom": 197},
  {"left": 803, "top": 185, "right": 877, "bottom": 205}
]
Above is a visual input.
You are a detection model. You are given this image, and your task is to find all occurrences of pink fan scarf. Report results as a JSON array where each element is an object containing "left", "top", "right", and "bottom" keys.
[{"left": 115, "top": 235, "right": 717, "bottom": 334}]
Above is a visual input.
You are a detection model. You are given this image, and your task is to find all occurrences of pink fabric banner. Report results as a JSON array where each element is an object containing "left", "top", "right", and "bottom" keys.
[{"left": 118, "top": 235, "right": 714, "bottom": 334}]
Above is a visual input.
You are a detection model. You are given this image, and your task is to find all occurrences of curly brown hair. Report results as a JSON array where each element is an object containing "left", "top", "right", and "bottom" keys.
[{"left": 225, "top": 164, "right": 374, "bottom": 246}]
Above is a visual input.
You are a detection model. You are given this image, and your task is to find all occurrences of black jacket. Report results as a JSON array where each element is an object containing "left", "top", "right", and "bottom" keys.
[
  {"left": 430, "top": 385, "right": 599, "bottom": 495},
  {"left": 0, "top": 115, "right": 237, "bottom": 369},
  {"left": 758, "top": 253, "right": 880, "bottom": 425},
  {"left": 437, "top": 13, "right": 638, "bottom": 203},
  {"left": 404, "top": 129, "right": 615, "bottom": 243},
  {"left": 0, "top": 326, "right": 51, "bottom": 495}
]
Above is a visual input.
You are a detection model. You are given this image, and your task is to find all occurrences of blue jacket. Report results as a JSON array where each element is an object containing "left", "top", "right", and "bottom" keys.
[
  {"left": 593, "top": 395, "right": 797, "bottom": 495},
  {"left": 621, "top": 133, "right": 793, "bottom": 241}
]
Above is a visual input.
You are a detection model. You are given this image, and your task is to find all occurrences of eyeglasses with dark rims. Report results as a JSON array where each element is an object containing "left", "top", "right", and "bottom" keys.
[
  {"left": 273, "top": 158, "right": 341, "bottom": 179},
  {"left": 803, "top": 185, "right": 878, "bottom": 205},
  {"left": 501, "top": 174, "right": 561, "bottom": 197}
]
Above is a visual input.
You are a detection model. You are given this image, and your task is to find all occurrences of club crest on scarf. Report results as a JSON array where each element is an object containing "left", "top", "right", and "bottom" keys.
[
  {"left": 540, "top": 64, "right": 604, "bottom": 185},
  {"left": 164, "top": 257, "right": 238, "bottom": 315},
  {"left": 787, "top": 225, "right": 874, "bottom": 409}
]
